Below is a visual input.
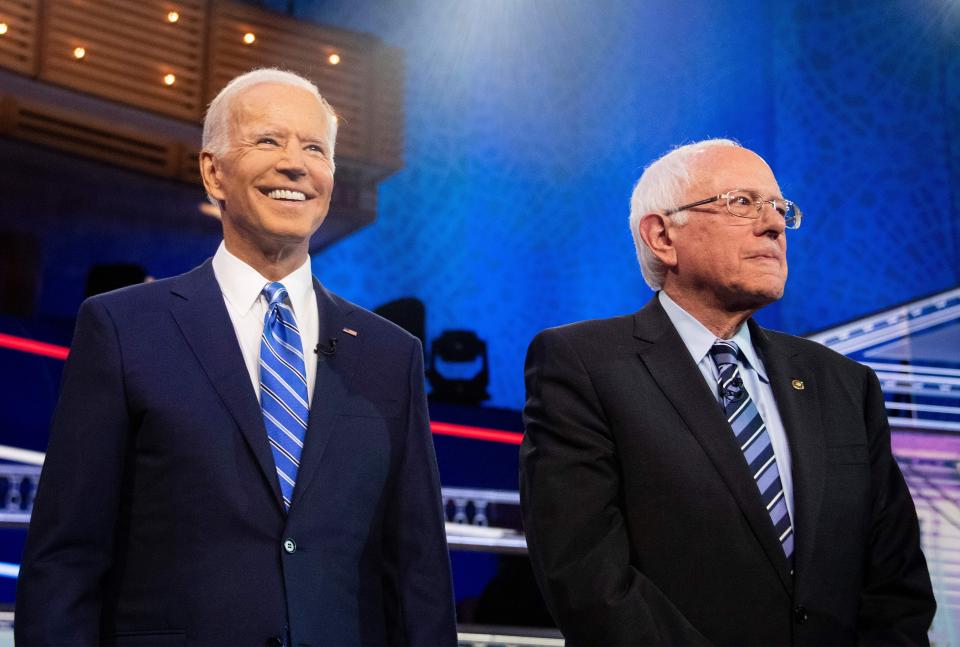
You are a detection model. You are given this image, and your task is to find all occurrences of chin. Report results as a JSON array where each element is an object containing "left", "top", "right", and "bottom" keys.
[
  {"left": 266, "top": 219, "right": 326, "bottom": 242},
  {"left": 751, "top": 284, "right": 786, "bottom": 306},
  {"left": 723, "top": 282, "right": 785, "bottom": 311}
]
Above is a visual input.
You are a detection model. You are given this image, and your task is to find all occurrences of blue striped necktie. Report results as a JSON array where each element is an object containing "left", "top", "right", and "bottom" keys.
[
  {"left": 260, "top": 282, "right": 309, "bottom": 511},
  {"left": 709, "top": 340, "right": 794, "bottom": 561}
]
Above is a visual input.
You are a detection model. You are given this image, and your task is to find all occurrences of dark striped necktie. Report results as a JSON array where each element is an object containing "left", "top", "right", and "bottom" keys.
[
  {"left": 260, "top": 282, "right": 309, "bottom": 511},
  {"left": 709, "top": 340, "right": 794, "bottom": 561}
]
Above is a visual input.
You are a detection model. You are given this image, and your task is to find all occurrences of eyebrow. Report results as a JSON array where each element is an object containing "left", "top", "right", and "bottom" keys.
[
  {"left": 736, "top": 187, "right": 785, "bottom": 199},
  {"left": 248, "top": 129, "right": 327, "bottom": 145}
]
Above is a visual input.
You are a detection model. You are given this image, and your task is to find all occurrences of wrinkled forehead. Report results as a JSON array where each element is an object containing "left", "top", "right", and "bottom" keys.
[
  {"left": 228, "top": 83, "right": 331, "bottom": 140},
  {"left": 685, "top": 146, "right": 781, "bottom": 198}
]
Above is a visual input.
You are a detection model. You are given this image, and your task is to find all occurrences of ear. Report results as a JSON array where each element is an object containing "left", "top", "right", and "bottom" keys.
[
  {"left": 638, "top": 212, "right": 678, "bottom": 269},
  {"left": 199, "top": 150, "right": 226, "bottom": 203}
]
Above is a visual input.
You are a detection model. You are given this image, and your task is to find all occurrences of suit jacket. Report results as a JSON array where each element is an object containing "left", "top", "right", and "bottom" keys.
[
  {"left": 520, "top": 296, "right": 935, "bottom": 646},
  {"left": 16, "top": 259, "right": 457, "bottom": 646}
]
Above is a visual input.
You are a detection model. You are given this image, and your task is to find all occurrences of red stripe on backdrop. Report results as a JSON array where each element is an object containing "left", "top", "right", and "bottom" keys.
[
  {"left": 0, "top": 333, "right": 526, "bottom": 444},
  {"left": 0, "top": 333, "right": 70, "bottom": 360},
  {"left": 430, "top": 421, "right": 523, "bottom": 445}
]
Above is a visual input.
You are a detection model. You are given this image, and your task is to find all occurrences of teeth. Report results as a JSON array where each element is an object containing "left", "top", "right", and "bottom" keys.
[{"left": 266, "top": 189, "right": 306, "bottom": 201}]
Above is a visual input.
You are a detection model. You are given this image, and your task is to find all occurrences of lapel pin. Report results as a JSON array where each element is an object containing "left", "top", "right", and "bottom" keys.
[
  {"left": 791, "top": 379, "right": 805, "bottom": 390},
  {"left": 342, "top": 327, "right": 358, "bottom": 337}
]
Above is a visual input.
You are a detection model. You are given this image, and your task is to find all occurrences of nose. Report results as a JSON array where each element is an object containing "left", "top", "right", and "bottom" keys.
[
  {"left": 756, "top": 200, "right": 786, "bottom": 238},
  {"left": 275, "top": 141, "right": 307, "bottom": 179}
]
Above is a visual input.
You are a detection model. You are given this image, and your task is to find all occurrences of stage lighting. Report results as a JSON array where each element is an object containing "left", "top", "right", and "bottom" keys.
[
  {"left": 167, "top": 11, "right": 179, "bottom": 23},
  {"left": 0, "top": 23, "right": 8, "bottom": 35},
  {"left": 163, "top": 73, "right": 176, "bottom": 86},
  {"left": 428, "top": 330, "right": 490, "bottom": 405},
  {"left": 73, "top": 47, "right": 86, "bottom": 60},
  {"left": 374, "top": 297, "right": 426, "bottom": 349},
  {"left": 85, "top": 263, "right": 149, "bottom": 298},
  {"left": 243, "top": 32, "right": 256, "bottom": 45},
  {"left": 328, "top": 53, "right": 340, "bottom": 65}
]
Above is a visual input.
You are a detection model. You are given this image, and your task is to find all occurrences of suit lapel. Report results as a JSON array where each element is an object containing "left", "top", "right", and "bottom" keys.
[
  {"left": 288, "top": 280, "right": 361, "bottom": 509},
  {"left": 634, "top": 298, "right": 792, "bottom": 592},
  {"left": 751, "top": 323, "right": 826, "bottom": 587},
  {"left": 167, "top": 260, "right": 284, "bottom": 509}
]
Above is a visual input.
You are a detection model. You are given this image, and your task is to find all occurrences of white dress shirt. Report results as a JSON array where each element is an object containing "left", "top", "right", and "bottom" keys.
[
  {"left": 659, "top": 291, "right": 794, "bottom": 522},
  {"left": 211, "top": 242, "right": 319, "bottom": 404}
]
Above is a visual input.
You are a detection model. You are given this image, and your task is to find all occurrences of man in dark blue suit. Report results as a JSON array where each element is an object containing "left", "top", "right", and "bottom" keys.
[{"left": 16, "top": 68, "right": 457, "bottom": 646}]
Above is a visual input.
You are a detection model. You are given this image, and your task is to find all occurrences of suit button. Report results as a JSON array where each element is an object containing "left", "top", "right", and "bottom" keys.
[
  {"left": 794, "top": 605, "right": 808, "bottom": 624},
  {"left": 265, "top": 638, "right": 283, "bottom": 647},
  {"left": 283, "top": 538, "right": 296, "bottom": 554}
]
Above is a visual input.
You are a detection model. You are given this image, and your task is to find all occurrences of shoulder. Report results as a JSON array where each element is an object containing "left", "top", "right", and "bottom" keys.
[
  {"left": 538, "top": 314, "right": 636, "bottom": 340},
  {"left": 529, "top": 314, "right": 637, "bottom": 365},
  {"left": 759, "top": 326, "right": 869, "bottom": 377},
  {"left": 79, "top": 269, "right": 196, "bottom": 319},
  {"left": 325, "top": 289, "right": 421, "bottom": 352}
]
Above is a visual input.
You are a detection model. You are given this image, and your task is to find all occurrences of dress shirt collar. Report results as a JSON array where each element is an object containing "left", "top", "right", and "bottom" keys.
[
  {"left": 212, "top": 241, "right": 315, "bottom": 319},
  {"left": 658, "top": 291, "right": 768, "bottom": 383}
]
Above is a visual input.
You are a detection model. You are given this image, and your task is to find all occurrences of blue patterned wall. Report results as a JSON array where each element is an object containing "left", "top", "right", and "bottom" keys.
[
  {"left": 771, "top": 0, "right": 960, "bottom": 334},
  {"left": 292, "top": 0, "right": 959, "bottom": 409}
]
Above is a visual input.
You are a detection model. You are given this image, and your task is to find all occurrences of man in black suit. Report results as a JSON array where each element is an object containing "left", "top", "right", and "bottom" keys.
[
  {"left": 520, "top": 139, "right": 935, "bottom": 645},
  {"left": 16, "top": 68, "right": 457, "bottom": 645}
]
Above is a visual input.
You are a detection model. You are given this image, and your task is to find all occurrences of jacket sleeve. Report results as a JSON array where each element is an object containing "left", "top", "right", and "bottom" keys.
[
  {"left": 520, "top": 328, "right": 711, "bottom": 646},
  {"left": 15, "top": 298, "right": 130, "bottom": 645},
  {"left": 382, "top": 338, "right": 458, "bottom": 646},
  {"left": 857, "top": 367, "right": 936, "bottom": 645}
]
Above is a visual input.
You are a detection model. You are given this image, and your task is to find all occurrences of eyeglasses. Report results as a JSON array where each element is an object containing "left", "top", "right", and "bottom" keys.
[{"left": 663, "top": 189, "right": 802, "bottom": 230}]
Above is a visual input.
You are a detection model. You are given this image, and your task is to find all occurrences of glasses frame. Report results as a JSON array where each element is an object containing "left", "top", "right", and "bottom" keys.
[{"left": 663, "top": 189, "right": 802, "bottom": 229}]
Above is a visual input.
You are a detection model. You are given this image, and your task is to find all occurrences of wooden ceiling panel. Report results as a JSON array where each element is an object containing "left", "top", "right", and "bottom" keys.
[
  {"left": 4, "top": 96, "right": 179, "bottom": 175},
  {"left": 2, "top": 1, "right": 404, "bottom": 250},
  {"left": 205, "top": 0, "right": 403, "bottom": 169},
  {"left": 39, "top": 0, "right": 207, "bottom": 120},
  {"left": 0, "top": 0, "right": 40, "bottom": 75}
]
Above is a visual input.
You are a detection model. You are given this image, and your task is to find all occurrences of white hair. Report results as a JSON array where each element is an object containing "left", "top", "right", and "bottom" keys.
[
  {"left": 628, "top": 138, "right": 742, "bottom": 290},
  {"left": 202, "top": 67, "right": 338, "bottom": 161}
]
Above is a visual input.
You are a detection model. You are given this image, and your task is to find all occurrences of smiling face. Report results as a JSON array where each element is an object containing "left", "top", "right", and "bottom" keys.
[
  {"left": 664, "top": 146, "right": 788, "bottom": 314},
  {"left": 200, "top": 82, "right": 335, "bottom": 264}
]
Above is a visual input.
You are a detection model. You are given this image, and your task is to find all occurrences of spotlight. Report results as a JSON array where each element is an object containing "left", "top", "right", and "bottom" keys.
[
  {"left": 85, "top": 263, "right": 149, "bottom": 298},
  {"left": 163, "top": 73, "right": 176, "bottom": 86},
  {"left": 167, "top": 11, "right": 179, "bottom": 23},
  {"left": 0, "top": 23, "right": 8, "bottom": 35},
  {"left": 73, "top": 47, "right": 86, "bottom": 60},
  {"left": 243, "top": 32, "right": 256, "bottom": 45},
  {"left": 428, "top": 330, "right": 490, "bottom": 405},
  {"left": 327, "top": 53, "right": 340, "bottom": 65},
  {"left": 374, "top": 298, "right": 426, "bottom": 349}
]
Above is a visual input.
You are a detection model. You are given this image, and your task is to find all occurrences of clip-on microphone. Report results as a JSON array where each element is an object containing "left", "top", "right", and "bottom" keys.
[{"left": 315, "top": 337, "right": 338, "bottom": 356}]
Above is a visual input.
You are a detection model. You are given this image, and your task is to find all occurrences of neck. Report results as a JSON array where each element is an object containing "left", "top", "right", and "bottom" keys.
[
  {"left": 222, "top": 234, "right": 309, "bottom": 281},
  {"left": 662, "top": 288, "right": 755, "bottom": 339}
]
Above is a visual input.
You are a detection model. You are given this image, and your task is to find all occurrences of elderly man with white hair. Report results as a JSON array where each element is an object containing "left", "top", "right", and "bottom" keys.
[
  {"left": 17, "top": 68, "right": 457, "bottom": 646},
  {"left": 520, "top": 139, "right": 935, "bottom": 645}
]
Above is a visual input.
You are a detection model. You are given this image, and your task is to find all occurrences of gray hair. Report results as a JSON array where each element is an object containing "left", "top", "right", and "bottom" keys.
[
  {"left": 202, "top": 67, "right": 338, "bottom": 161},
  {"left": 628, "top": 138, "right": 742, "bottom": 290}
]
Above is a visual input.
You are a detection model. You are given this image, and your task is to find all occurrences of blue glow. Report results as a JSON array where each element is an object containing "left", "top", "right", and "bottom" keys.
[{"left": 294, "top": 0, "right": 960, "bottom": 409}]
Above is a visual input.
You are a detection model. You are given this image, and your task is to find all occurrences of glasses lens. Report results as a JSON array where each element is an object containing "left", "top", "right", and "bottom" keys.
[
  {"left": 783, "top": 201, "right": 802, "bottom": 229},
  {"left": 725, "top": 190, "right": 757, "bottom": 217}
]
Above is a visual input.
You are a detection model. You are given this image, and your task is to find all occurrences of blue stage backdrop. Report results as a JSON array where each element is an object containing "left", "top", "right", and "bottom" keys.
[{"left": 293, "top": 0, "right": 959, "bottom": 409}]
